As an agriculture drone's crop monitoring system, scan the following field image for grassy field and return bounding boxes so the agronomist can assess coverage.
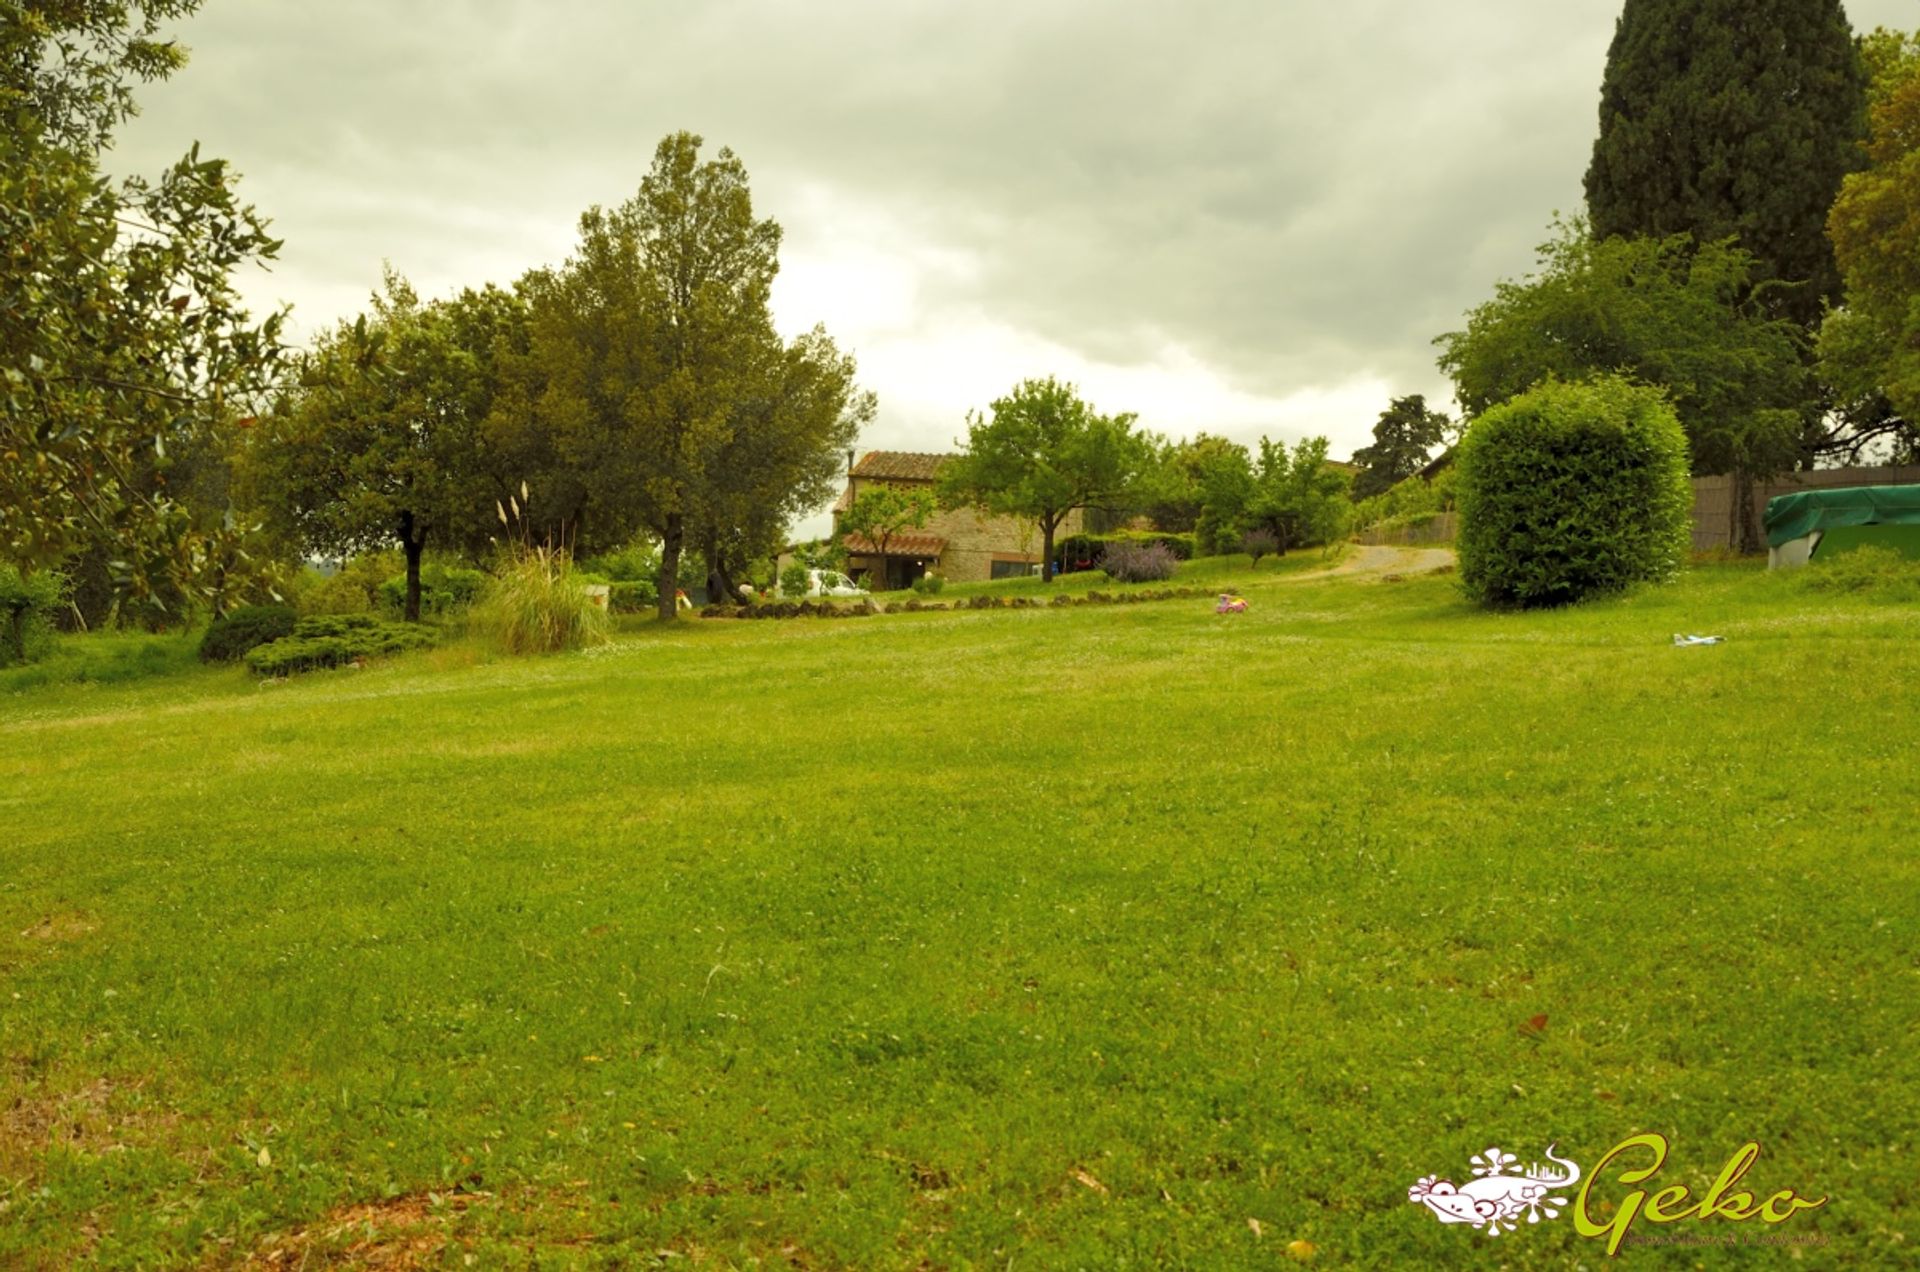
[2,554,1916,1268]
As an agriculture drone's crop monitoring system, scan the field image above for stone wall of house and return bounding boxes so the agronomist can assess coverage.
[838,472,1083,582]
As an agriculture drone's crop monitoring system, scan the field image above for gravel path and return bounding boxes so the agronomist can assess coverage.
[1292,543,1456,580]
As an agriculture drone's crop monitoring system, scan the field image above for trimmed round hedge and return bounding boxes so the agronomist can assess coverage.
[1455,377,1691,608]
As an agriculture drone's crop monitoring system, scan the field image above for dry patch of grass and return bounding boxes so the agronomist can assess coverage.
[250,1191,492,1269]
[16,911,98,944]
[0,1073,171,1180]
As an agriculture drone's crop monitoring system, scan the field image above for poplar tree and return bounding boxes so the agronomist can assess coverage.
[1584,0,1868,330]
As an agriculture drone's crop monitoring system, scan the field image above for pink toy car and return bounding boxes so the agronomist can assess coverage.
[1216,594,1248,614]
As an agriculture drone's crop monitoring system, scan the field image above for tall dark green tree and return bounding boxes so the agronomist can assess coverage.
[1584,0,1868,330]
[530,133,869,618]
[1349,396,1451,499]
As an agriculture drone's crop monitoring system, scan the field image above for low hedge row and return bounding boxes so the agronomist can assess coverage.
[244,613,437,677]
[1057,531,1198,567]
[700,586,1217,620]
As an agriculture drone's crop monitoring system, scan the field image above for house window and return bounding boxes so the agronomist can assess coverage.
[990,559,1035,580]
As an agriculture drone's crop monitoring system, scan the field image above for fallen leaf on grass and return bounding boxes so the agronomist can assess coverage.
[1071,1169,1108,1195]
[1286,1238,1317,1260]
[1247,1217,1264,1238]
[1519,1013,1549,1036]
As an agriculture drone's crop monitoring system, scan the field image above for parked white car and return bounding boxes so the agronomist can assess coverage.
[798,568,868,598]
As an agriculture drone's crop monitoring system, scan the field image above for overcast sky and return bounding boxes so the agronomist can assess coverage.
[108,0,1918,535]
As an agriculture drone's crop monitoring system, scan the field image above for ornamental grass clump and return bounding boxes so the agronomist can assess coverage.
[478,486,610,655]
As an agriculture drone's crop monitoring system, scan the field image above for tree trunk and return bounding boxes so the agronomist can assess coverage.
[1731,466,1758,556]
[657,512,684,620]
[872,533,890,590]
[703,534,740,605]
[1041,517,1057,583]
[4,607,25,665]
[398,509,425,622]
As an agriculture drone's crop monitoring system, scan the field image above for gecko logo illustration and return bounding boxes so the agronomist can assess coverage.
[1408,1144,1580,1237]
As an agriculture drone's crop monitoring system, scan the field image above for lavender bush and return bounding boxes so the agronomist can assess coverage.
[1100,541,1179,583]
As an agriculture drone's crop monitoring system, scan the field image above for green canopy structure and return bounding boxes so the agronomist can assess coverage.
[1764,485,1920,567]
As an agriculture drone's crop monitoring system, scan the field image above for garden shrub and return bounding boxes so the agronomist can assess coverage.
[911,573,946,595]
[1455,376,1690,608]
[607,579,659,613]
[578,540,660,583]
[1800,545,1920,602]
[378,564,486,617]
[299,553,402,615]
[0,566,66,666]
[1100,541,1180,583]
[1059,531,1197,571]
[243,614,436,676]
[198,604,297,663]
[1241,528,1280,565]
[1353,466,1457,532]
[779,562,810,597]
[475,548,611,654]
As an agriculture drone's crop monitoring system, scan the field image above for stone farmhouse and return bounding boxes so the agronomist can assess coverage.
[831,451,1085,588]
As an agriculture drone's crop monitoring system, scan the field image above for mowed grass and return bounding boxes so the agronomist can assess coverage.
[1,557,1916,1268]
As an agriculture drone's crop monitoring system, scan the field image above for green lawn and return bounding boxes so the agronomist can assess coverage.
[1,557,1915,1268]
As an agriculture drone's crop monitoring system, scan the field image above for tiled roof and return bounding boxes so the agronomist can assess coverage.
[850,451,949,482]
[841,532,947,558]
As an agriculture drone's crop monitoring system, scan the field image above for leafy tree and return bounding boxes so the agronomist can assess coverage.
[1240,528,1280,567]
[838,485,934,589]
[1134,433,1253,532]
[1350,395,1451,499]
[0,565,65,665]
[1819,27,1920,451]
[530,133,866,618]
[1584,0,1868,330]
[691,326,870,602]
[2,0,285,611]
[1243,436,1352,554]
[938,378,1149,583]
[1436,220,1809,550]
[252,275,518,621]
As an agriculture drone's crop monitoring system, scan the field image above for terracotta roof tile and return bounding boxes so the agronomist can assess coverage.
[841,532,947,558]
[850,451,949,482]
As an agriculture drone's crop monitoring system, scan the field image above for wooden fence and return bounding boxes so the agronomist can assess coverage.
[1690,465,1920,553]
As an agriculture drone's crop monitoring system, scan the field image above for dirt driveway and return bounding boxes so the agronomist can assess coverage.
[1291,543,1455,580]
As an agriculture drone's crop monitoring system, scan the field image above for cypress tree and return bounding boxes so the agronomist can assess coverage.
[1584,0,1868,329]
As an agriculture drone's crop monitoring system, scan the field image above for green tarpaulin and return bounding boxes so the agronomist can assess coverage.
[1764,485,1920,549]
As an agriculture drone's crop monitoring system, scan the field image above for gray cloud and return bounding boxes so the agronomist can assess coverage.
[109,0,1918,448]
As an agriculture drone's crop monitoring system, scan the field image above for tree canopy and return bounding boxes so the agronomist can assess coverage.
[1819,26,1920,454]
[1242,436,1351,553]
[1133,433,1253,535]
[938,378,1148,582]
[252,275,524,620]
[1436,221,1810,487]
[2,0,284,611]
[1349,395,1451,500]
[1584,0,1868,330]
[527,133,868,616]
